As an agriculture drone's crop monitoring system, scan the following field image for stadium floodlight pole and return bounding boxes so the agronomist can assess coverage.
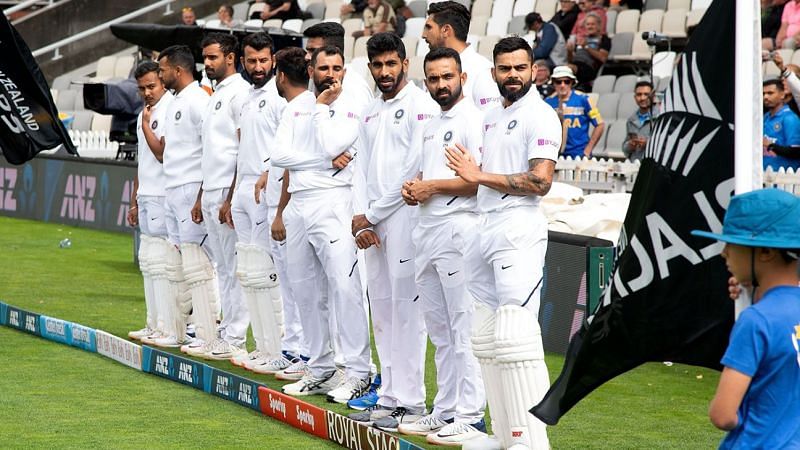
[733,0,762,319]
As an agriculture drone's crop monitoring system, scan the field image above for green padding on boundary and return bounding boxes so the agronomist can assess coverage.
[0,304,427,450]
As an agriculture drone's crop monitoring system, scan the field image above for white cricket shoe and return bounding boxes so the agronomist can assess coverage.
[251,355,292,374]
[180,339,208,356]
[140,331,165,345]
[203,339,245,361]
[231,350,261,367]
[282,369,343,396]
[398,414,452,436]
[461,434,502,450]
[427,421,488,446]
[128,327,155,341]
[372,407,427,432]
[326,376,370,404]
[151,334,191,348]
[275,358,307,381]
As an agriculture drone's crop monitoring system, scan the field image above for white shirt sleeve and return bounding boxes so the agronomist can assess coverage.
[527,106,562,161]
[270,108,332,171]
[313,103,359,158]
[352,122,370,216]
[470,69,502,111]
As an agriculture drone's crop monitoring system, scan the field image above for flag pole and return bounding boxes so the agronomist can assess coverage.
[733,0,762,318]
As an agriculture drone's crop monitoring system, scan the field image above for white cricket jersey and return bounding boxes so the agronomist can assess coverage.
[270,91,335,191]
[163,82,209,189]
[201,73,250,190]
[356,82,439,224]
[459,45,501,111]
[271,90,362,193]
[136,91,173,197]
[478,89,561,213]
[418,98,483,217]
[237,78,286,179]
[343,67,374,114]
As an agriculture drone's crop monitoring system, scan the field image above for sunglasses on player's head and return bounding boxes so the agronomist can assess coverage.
[553,78,573,85]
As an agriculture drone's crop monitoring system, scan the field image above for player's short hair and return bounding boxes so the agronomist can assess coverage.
[763,78,784,90]
[242,32,274,53]
[303,22,346,53]
[201,32,239,56]
[367,32,406,62]
[426,1,470,43]
[423,46,462,74]
[492,36,532,63]
[134,60,160,79]
[311,45,345,67]
[158,45,196,72]
[275,47,310,86]
[634,80,654,91]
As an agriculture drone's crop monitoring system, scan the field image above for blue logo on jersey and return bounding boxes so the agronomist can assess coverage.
[444,131,453,142]
[258,99,266,109]
[395,109,404,119]
[508,120,518,130]
[151,120,158,130]
[175,111,182,121]
[215,101,222,110]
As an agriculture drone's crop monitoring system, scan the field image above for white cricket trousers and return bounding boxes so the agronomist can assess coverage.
[365,206,427,410]
[164,182,206,245]
[203,187,247,346]
[413,213,485,423]
[283,187,370,378]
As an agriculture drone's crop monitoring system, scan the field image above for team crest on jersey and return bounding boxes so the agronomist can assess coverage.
[395,109,404,119]
[215,101,222,110]
[443,131,453,142]
[151,120,158,130]
[330,110,335,118]
[174,111,182,121]
[507,120,518,130]
[773,122,782,132]
[258,99,266,109]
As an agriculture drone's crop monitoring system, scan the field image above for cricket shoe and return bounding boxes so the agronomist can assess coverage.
[461,434,502,450]
[282,369,343,396]
[326,376,370,404]
[140,331,166,345]
[151,334,192,348]
[427,419,488,446]
[231,350,261,368]
[348,404,395,425]
[372,406,427,432]
[251,355,292,375]
[275,357,308,381]
[346,373,381,410]
[204,339,246,361]
[398,414,453,436]
[180,339,209,356]
[128,327,155,341]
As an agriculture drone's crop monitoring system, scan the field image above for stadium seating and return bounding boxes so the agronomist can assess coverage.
[597,92,620,122]
[472,0,493,17]
[592,75,617,94]
[408,0,427,17]
[615,10,640,35]
[301,18,322,31]
[668,0,691,10]
[491,0,514,22]
[486,16,509,36]
[508,15,527,35]
[534,0,558,21]
[661,9,687,38]
[342,18,363,36]
[638,9,664,33]
[645,0,668,10]
[617,94,638,119]
[686,8,706,29]
[606,9,617,37]
[263,18,283,28]
[404,17,426,38]
[469,15,489,35]
[306,2,326,19]
[283,18,304,32]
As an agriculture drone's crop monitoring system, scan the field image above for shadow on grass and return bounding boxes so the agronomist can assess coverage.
[99,259,139,274]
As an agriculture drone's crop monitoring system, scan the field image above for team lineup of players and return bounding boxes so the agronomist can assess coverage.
[126,8,562,449]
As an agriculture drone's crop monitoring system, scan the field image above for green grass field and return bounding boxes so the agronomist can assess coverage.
[0,216,726,448]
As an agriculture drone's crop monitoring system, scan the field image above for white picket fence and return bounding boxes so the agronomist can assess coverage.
[556,157,800,194]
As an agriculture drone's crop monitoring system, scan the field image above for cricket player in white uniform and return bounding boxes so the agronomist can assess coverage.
[349,33,439,431]
[155,45,213,348]
[421,1,501,111]
[128,61,174,343]
[229,32,306,375]
[446,37,561,450]
[397,47,488,445]
[270,47,371,399]
[181,33,251,360]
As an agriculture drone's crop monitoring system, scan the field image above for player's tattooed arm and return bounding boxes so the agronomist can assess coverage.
[504,158,554,195]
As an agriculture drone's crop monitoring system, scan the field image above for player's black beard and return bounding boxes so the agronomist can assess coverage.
[433,84,462,110]
[376,70,406,95]
[249,71,273,89]
[314,77,335,93]
[498,79,533,104]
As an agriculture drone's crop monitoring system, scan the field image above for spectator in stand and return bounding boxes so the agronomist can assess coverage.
[552,0,579,39]
[534,59,554,98]
[545,66,604,158]
[763,79,800,170]
[217,4,243,28]
[526,12,567,69]
[566,13,609,90]
[763,0,788,50]
[772,51,800,116]
[181,6,197,25]
[342,0,410,20]
[777,0,800,49]
[258,0,306,21]
[352,0,396,37]
[622,80,658,162]
[570,0,607,41]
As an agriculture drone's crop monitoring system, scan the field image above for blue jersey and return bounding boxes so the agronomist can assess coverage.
[763,105,800,170]
[719,285,800,450]
[545,91,602,158]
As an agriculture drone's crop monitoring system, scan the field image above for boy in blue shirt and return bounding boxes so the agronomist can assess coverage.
[692,189,800,449]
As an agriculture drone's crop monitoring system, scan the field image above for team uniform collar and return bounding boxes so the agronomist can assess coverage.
[504,88,537,111]
[383,81,413,104]
[441,97,469,118]
[213,72,243,91]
